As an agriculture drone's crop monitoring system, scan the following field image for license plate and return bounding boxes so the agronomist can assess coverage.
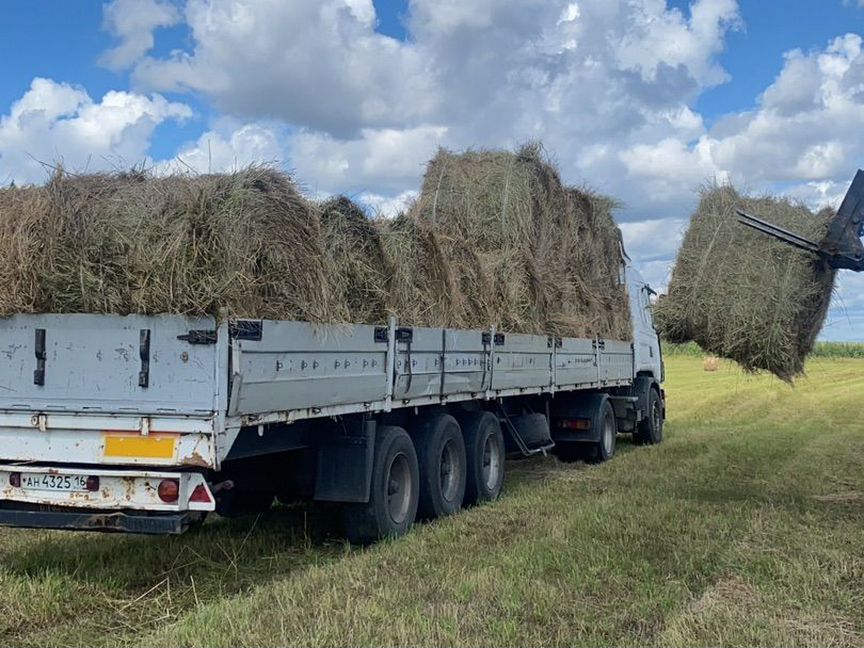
[19,473,88,492]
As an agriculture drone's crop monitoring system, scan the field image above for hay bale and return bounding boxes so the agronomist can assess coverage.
[654,184,836,381]
[703,356,720,372]
[0,167,337,321]
[318,196,391,323]
[385,145,631,338]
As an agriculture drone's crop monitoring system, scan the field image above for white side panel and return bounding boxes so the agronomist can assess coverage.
[393,327,488,403]
[0,314,221,414]
[556,337,598,387]
[491,332,553,392]
[228,321,389,416]
[599,339,634,383]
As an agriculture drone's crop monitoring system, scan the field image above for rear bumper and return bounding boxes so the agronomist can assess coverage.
[0,504,203,534]
[0,465,215,513]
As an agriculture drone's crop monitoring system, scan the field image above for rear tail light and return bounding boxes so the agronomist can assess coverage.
[9,473,20,488]
[85,476,100,492]
[189,484,212,504]
[157,478,179,503]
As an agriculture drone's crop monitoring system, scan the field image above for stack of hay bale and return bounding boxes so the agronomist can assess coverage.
[654,184,836,381]
[385,145,630,339]
[0,145,632,341]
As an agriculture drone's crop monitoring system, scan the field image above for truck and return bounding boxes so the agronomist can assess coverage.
[0,261,664,544]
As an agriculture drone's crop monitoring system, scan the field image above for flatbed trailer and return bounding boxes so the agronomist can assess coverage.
[0,265,664,543]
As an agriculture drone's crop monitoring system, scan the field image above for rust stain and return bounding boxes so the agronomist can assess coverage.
[182,449,211,468]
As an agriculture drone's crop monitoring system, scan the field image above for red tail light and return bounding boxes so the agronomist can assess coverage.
[157,479,179,503]
[9,473,20,488]
[189,484,212,503]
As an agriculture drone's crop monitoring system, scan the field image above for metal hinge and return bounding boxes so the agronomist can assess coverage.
[177,329,218,345]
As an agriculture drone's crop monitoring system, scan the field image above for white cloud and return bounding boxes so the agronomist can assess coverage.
[356,190,418,217]
[290,125,448,194]
[132,0,436,137]
[99,0,182,71]
[626,33,864,194]
[0,78,191,184]
[158,122,287,174]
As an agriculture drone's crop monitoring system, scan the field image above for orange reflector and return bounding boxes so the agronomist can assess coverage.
[103,433,177,459]
[559,418,592,431]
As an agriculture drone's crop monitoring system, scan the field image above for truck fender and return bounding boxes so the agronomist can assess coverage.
[550,392,611,444]
[632,374,661,422]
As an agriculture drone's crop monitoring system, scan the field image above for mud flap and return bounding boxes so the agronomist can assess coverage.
[314,420,376,503]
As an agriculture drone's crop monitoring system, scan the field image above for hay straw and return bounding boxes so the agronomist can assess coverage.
[0,150,633,342]
[0,166,334,320]
[654,184,836,381]
[382,145,631,339]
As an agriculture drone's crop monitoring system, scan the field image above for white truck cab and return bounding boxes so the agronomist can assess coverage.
[626,262,664,382]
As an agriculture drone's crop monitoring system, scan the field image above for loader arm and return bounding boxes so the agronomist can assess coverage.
[737,169,864,273]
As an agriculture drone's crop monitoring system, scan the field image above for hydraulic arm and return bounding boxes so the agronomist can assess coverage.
[737,169,864,273]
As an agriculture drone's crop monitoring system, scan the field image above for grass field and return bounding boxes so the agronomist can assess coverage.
[2,356,863,647]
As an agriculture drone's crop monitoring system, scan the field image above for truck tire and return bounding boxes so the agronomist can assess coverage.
[414,414,466,519]
[587,397,617,464]
[458,411,505,506]
[343,426,419,545]
[634,386,663,445]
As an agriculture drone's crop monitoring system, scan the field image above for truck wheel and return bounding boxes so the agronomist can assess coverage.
[459,411,505,506]
[343,426,419,545]
[587,397,617,464]
[414,414,466,519]
[634,387,663,445]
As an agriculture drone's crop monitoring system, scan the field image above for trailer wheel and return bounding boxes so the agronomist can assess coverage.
[459,411,505,506]
[634,386,663,445]
[414,414,467,519]
[343,426,419,545]
[587,397,617,464]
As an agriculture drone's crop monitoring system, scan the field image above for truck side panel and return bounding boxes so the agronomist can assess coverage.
[0,313,222,415]
[393,327,488,402]
[227,320,390,417]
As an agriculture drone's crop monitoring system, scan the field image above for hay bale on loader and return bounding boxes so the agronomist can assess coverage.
[654,184,836,381]
[384,145,631,339]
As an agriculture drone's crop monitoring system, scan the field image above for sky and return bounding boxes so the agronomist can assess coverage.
[0,0,862,340]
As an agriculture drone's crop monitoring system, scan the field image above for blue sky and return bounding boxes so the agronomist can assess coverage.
[0,0,862,340]
[2,1,861,133]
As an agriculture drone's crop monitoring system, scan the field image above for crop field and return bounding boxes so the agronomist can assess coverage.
[2,355,863,647]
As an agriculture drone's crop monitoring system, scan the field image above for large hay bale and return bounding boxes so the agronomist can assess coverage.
[385,145,631,338]
[0,167,337,321]
[318,196,391,323]
[654,184,836,381]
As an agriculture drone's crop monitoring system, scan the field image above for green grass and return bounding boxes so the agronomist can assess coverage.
[2,357,863,647]
[665,340,864,358]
